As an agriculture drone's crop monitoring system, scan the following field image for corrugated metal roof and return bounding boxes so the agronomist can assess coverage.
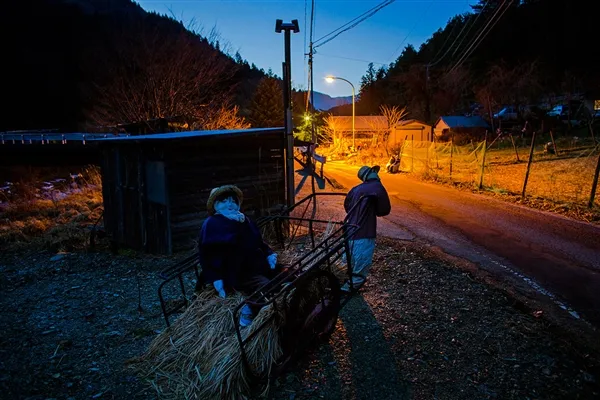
[93,127,284,142]
[436,116,489,129]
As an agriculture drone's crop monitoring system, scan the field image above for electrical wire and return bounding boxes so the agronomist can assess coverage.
[388,0,434,63]
[313,0,395,49]
[446,0,512,75]
[448,0,489,59]
[428,0,487,67]
[317,52,387,65]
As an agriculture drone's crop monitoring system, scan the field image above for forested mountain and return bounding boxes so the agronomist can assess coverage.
[1,0,267,132]
[353,0,598,123]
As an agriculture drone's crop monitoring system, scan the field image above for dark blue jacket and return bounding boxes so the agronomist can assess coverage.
[198,214,273,288]
[344,178,391,240]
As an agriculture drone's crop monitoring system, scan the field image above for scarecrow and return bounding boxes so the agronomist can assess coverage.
[198,185,281,327]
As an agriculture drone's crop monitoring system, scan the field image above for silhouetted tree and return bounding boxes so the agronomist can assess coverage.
[248,77,284,127]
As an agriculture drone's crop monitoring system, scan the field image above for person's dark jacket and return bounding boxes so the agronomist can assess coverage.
[344,178,391,240]
[198,214,273,288]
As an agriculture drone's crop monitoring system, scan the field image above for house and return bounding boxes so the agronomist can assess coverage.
[390,119,433,146]
[97,128,285,255]
[434,116,490,141]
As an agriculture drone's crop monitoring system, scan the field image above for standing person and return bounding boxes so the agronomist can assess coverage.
[197,185,280,327]
[342,165,391,292]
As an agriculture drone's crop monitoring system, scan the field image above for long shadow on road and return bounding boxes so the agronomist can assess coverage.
[334,295,410,400]
[271,294,409,400]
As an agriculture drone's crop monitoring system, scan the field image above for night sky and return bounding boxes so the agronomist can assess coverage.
[137,0,472,97]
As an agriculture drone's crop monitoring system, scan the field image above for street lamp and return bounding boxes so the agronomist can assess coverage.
[325,75,356,150]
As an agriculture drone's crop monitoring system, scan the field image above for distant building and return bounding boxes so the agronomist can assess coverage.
[434,116,490,141]
[390,120,433,146]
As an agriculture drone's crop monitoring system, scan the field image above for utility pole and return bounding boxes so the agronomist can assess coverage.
[276,19,300,209]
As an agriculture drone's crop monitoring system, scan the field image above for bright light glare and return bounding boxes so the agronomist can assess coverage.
[325,76,335,83]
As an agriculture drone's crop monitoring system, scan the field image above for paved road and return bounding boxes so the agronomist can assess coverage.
[324,161,600,326]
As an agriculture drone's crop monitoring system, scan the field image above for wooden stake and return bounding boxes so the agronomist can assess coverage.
[522,130,537,199]
[589,145,600,209]
[549,129,558,156]
[411,134,414,172]
[450,131,454,178]
[479,131,488,189]
[509,133,520,162]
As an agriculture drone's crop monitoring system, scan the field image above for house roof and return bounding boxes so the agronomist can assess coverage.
[396,119,431,128]
[435,116,489,129]
[93,127,283,142]
[329,116,388,131]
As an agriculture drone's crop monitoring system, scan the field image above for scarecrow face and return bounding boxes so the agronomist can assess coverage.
[214,195,240,214]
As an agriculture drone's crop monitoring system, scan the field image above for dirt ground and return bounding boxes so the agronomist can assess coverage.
[1,237,599,400]
[1,166,599,399]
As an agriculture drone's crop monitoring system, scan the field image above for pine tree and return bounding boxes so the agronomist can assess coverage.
[248,77,284,127]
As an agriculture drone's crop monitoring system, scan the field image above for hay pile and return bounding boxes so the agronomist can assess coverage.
[136,223,348,399]
[136,290,283,399]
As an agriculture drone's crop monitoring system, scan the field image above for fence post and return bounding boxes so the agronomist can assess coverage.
[479,131,488,189]
[589,147,600,208]
[450,131,454,178]
[411,134,414,173]
[426,140,430,173]
[509,133,520,162]
[522,130,537,199]
[549,129,558,156]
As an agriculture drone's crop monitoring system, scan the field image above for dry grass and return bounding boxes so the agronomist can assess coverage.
[0,166,103,252]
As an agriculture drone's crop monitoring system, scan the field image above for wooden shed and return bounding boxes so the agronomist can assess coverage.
[390,120,433,146]
[97,128,285,255]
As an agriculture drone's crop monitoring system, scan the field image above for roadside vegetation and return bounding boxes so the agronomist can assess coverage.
[0,166,103,252]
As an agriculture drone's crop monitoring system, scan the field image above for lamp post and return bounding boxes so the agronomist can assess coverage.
[276,19,300,208]
[326,75,356,150]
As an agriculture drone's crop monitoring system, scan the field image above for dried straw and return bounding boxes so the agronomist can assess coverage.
[134,290,284,400]
[135,220,347,399]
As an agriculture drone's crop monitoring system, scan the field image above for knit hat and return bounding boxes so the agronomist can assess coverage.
[207,185,243,215]
[357,165,380,182]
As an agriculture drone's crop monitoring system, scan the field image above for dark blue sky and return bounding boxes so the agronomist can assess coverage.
[137,1,472,97]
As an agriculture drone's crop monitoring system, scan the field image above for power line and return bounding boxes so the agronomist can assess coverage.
[428,0,487,67]
[446,0,512,75]
[313,0,395,49]
[426,12,461,65]
[388,0,435,63]
[318,52,387,66]
[448,0,489,60]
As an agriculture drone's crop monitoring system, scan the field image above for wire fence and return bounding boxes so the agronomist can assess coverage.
[390,135,600,207]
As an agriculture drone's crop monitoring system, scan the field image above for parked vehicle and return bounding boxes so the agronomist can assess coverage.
[547,100,589,123]
[493,106,519,121]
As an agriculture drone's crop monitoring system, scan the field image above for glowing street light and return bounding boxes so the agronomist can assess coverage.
[325,75,355,150]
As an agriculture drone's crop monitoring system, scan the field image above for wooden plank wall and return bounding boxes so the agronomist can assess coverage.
[165,131,285,252]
